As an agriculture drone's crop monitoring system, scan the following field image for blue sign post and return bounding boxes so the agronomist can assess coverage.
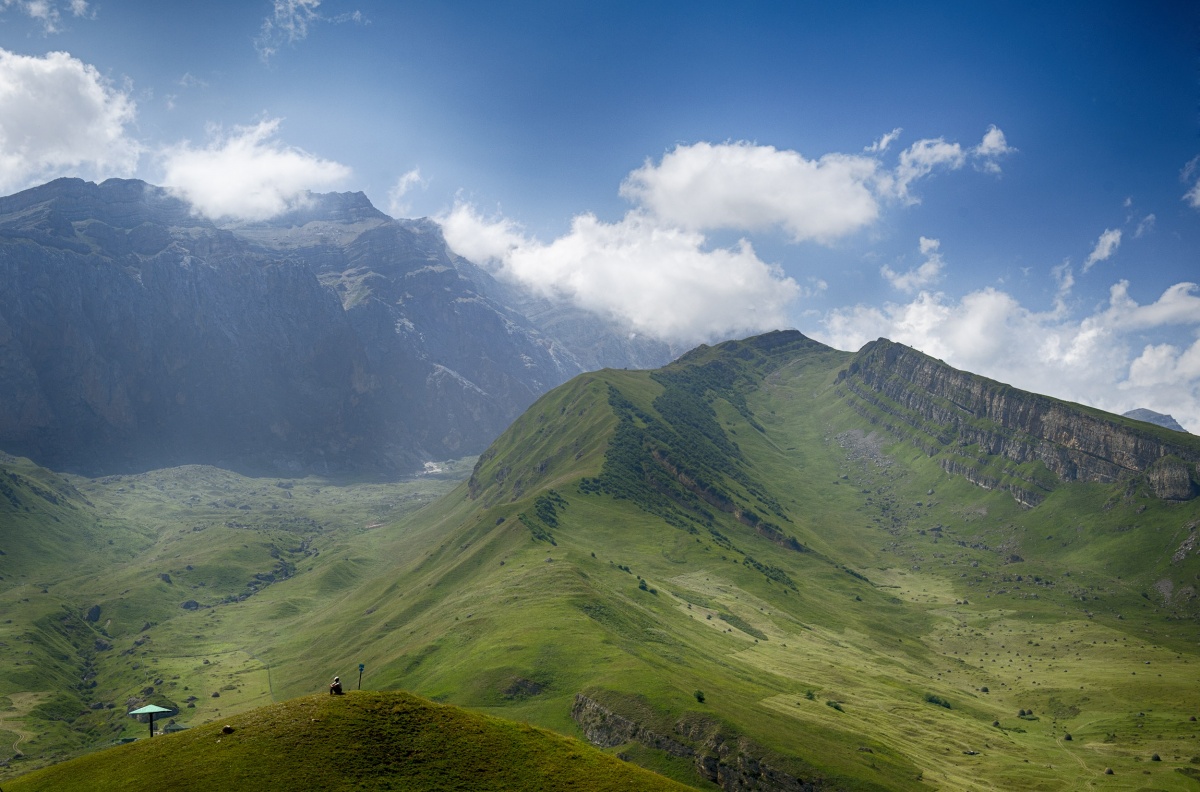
[358,663,365,690]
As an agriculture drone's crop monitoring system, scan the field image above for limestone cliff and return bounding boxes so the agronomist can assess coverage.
[837,339,1200,502]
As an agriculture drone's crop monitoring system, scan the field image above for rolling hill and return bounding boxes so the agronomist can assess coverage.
[3,330,1199,790]
[4,690,693,792]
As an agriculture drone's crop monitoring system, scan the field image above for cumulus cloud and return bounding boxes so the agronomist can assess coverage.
[386,168,426,218]
[255,0,367,61]
[160,117,350,221]
[818,280,1200,432]
[0,48,139,194]
[441,127,1011,346]
[441,202,799,345]
[881,236,945,293]
[1082,228,1121,272]
[619,142,882,243]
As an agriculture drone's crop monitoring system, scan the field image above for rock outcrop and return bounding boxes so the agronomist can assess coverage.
[837,339,1200,501]
[572,694,826,791]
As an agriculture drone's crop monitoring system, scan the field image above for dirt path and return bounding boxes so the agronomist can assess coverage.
[0,692,48,757]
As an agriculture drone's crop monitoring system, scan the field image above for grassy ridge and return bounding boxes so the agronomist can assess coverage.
[5,690,694,791]
[3,332,1200,790]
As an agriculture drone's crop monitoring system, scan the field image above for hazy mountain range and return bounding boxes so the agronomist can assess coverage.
[0,177,676,477]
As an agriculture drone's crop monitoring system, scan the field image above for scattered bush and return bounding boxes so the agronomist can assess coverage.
[924,693,951,709]
[694,690,705,703]
[826,700,844,712]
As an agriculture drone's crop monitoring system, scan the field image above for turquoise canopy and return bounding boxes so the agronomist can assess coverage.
[128,704,175,738]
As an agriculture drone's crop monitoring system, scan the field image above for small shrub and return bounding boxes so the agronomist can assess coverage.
[826,700,844,712]
[1064,733,1072,741]
[694,690,705,703]
[924,693,951,709]
[804,690,816,701]
[1151,753,1161,762]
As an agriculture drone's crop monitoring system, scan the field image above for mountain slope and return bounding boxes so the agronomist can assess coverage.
[3,331,1199,790]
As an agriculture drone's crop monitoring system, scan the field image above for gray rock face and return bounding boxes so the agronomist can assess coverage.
[837,339,1200,501]
[1123,408,1188,433]
[0,178,627,476]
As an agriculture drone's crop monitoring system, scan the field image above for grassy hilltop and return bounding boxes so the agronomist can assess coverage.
[5,690,692,792]
[3,331,1200,790]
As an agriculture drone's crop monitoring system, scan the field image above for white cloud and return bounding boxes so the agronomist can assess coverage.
[1082,228,1121,273]
[0,48,139,194]
[386,168,426,218]
[441,202,799,345]
[255,0,322,60]
[441,128,1012,346]
[817,280,1200,432]
[881,236,945,293]
[891,138,966,200]
[619,141,883,244]
[160,117,350,221]
[865,127,902,153]
[254,0,367,61]
[1183,155,1200,210]
[0,0,91,33]
[1133,213,1155,238]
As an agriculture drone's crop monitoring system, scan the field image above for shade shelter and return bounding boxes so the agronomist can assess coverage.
[128,704,174,738]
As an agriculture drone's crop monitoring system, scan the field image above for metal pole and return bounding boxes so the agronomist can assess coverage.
[358,663,364,690]
[148,713,154,738]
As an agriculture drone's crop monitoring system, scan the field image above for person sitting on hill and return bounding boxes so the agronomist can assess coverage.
[329,676,343,695]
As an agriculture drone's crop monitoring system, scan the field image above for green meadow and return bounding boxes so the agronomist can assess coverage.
[2,333,1198,790]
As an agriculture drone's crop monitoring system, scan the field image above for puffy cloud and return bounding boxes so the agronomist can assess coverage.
[616,128,1012,243]
[881,236,945,293]
[1082,228,1122,272]
[973,124,1015,174]
[442,128,1011,346]
[386,168,426,218]
[0,48,139,194]
[441,202,800,345]
[619,141,882,243]
[818,280,1200,432]
[160,117,350,221]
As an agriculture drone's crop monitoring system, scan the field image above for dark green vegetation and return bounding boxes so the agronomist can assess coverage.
[5,690,692,791]
[3,330,1200,790]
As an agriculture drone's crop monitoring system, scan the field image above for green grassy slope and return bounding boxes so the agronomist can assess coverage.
[0,457,468,773]
[5,690,694,791]
[4,331,1200,791]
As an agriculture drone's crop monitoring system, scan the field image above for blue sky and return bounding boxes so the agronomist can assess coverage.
[1,1,1199,429]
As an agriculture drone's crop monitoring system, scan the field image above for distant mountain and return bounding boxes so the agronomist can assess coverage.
[0,178,673,476]
[1123,408,1188,433]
